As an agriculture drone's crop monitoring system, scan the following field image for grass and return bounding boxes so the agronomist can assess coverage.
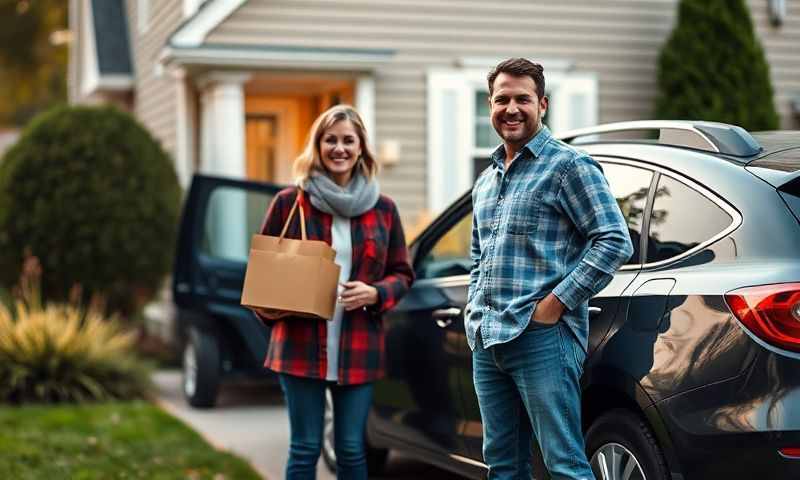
[0,401,262,480]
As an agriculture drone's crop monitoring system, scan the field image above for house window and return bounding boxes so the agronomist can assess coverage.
[474,91,501,151]
[472,90,552,180]
[427,67,597,215]
[138,0,150,33]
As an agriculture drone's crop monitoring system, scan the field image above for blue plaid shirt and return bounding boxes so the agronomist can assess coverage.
[466,126,633,351]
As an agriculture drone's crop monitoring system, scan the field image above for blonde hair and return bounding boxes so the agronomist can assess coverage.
[293,104,378,185]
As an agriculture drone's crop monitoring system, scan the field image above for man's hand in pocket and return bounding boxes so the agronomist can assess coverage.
[532,293,565,325]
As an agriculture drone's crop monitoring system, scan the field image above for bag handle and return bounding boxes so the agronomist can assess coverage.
[278,188,307,241]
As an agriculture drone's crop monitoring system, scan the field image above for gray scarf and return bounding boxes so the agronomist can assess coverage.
[302,171,380,218]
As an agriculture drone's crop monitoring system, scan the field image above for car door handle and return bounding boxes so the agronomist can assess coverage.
[432,307,462,328]
[589,306,602,316]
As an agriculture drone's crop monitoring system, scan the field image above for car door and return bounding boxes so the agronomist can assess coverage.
[372,195,476,465]
[173,174,283,372]
[631,171,750,402]
[584,160,656,354]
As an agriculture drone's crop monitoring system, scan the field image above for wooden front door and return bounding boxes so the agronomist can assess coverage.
[245,80,355,184]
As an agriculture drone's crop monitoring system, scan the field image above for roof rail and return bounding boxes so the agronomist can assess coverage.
[557,120,762,157]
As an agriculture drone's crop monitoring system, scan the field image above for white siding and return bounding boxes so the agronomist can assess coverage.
[126,0,184,157]
[750,0,800,129]
[204,0,800,221]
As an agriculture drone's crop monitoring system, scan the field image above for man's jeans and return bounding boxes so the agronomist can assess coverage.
[279,374,373,480]
[473,322,594,480]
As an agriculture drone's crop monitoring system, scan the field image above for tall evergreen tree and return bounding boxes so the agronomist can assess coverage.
[655,0,780,131]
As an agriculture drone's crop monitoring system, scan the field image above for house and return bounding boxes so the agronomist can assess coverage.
[69,0,800,232]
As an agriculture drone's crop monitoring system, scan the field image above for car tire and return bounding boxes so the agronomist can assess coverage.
[321,389,389,474]
[182,327,221,408]
[585,409,669,480]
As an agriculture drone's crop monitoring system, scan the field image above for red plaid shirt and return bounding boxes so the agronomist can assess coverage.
[257,187,414,385]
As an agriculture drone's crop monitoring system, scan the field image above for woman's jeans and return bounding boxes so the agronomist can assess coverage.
[279,373,374,480]
[472,322,594,480]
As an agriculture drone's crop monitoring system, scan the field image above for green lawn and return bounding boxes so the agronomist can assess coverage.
[0,401,262,480]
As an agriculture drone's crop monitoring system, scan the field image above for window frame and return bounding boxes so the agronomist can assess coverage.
[597,159,656,269]
[412,193,473,282]
[597,156,742,270]
[414,156,741,284]
[137,0,150,34]
[427,67,597,216]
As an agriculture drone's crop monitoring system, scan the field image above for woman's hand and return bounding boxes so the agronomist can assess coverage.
[339,281,379,311]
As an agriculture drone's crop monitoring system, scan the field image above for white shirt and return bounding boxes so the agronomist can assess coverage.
[327,214,352,381]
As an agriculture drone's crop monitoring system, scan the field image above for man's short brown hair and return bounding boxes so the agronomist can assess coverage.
[487,58,545,99]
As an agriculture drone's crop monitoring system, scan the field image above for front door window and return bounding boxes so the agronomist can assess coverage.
[245,114,279,182]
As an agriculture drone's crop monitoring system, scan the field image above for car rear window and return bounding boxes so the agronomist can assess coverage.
[778,175,800,224]
[646,175,733,264]
[748,146,800,174]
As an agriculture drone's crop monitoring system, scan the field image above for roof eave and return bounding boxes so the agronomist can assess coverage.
[160,45,395,72]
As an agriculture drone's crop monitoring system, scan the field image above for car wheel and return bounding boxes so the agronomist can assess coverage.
[182,327,221,408]
[321,389,389,474]
[585,409,669,480]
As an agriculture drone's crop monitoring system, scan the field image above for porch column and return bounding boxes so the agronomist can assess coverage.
[171,67,195,190]
[196,72,251,260]
[197,72,250,178]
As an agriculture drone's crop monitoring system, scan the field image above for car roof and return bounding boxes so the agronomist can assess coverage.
[747,131,800,176]
[751,131,800,157]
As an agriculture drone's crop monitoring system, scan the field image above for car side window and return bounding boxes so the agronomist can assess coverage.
[601,162,653,265]
[646,175,732,264]
[416,211,473,279]
[201,186,274,262]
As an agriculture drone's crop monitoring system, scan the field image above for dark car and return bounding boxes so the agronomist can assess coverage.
[361,121,800,480]
[173,120,800,480]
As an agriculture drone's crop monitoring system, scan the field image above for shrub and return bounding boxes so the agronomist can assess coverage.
[0,258,151,403]
[0,105,181,316]
[655,0,780,131]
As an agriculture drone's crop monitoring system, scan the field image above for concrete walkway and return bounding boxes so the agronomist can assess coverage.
[152,370,464,480]
[152,370,331,480]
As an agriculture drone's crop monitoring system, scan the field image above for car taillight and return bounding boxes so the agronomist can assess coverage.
[725,283,800,353]
[779,447,800,459]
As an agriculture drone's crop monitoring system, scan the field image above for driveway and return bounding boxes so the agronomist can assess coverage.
[152,370,467,480]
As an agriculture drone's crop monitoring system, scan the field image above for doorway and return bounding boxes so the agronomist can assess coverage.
[245,75,355,185]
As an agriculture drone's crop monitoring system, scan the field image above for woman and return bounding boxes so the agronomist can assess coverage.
[255,105,414,480]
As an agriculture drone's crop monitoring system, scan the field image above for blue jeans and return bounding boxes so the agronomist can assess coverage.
[279,374,374,480]
[473,322,594,480]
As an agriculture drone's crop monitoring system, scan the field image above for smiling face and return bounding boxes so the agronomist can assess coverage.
[319,119,362,186]
[489,72,548,151]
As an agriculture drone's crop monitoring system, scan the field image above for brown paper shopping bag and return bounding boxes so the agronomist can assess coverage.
[241,190,340,320]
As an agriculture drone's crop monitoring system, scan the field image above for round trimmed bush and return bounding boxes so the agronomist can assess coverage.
[0,105,181,316]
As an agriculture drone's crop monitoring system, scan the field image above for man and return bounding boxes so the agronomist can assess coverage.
[465,58,633,479]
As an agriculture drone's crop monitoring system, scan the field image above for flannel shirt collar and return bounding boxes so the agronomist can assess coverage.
[490,125,553,172]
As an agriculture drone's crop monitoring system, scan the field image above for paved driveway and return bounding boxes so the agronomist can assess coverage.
[152,371,467,480]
